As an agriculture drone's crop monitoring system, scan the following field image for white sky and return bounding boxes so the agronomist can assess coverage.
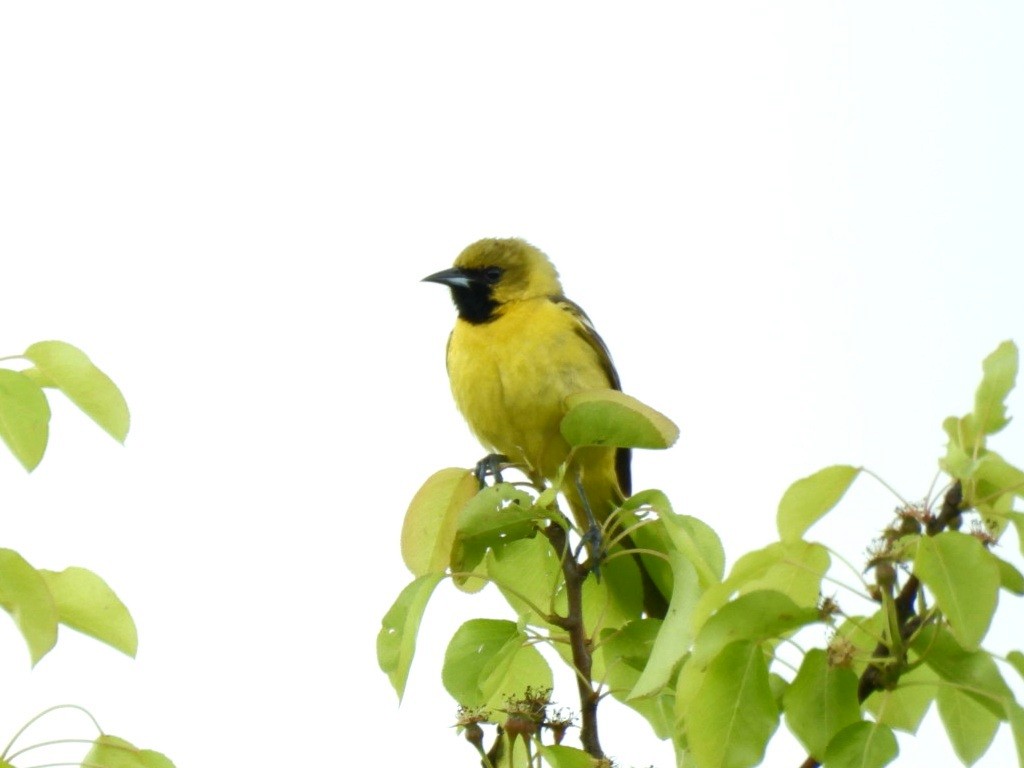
[1,2,1022,766]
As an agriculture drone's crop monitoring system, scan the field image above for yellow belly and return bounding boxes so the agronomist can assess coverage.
[446,298,612,482]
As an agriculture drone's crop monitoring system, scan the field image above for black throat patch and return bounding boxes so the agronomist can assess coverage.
[449,271,500,324]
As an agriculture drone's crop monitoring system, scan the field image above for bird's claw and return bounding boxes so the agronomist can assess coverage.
[575,523,606,581]
[474,453,509,488]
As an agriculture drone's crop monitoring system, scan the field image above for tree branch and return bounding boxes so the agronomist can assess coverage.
[543,522,604,759]
[798,481,963,768]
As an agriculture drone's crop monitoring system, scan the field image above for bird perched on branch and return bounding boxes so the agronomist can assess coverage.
[423,237,668,618]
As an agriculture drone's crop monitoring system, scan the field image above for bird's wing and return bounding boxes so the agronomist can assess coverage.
[552,295,632,496]
[553,296,621,390]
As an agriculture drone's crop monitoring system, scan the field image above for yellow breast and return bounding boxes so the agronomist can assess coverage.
[446,298,612,481]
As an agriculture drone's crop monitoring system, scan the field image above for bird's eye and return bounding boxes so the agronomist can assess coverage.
[483,267,503,284]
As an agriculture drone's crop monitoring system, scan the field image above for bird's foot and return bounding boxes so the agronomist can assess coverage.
[575,523,606,581]
[474,453,509,488]
[573,473,605,580]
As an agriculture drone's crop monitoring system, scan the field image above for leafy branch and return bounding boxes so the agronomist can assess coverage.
[0,340,174,768]
[381,340,1024,768]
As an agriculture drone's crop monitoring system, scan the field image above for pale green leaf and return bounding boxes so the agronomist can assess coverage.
[941,416,977,480]
[625,489,724,588]
[768,672,789,708]
[972,340,1017,436]
[561,389,678,449]
[630,552,700,698]
[914,532,999,651]
[864,663,937,733]
[1008,703,1024,766]
[0,548,58,665]
[685,640,779,768]
[777,465,860,542]
[24,340,130,442]
[487,536,561,626]
[377,573,444,700]
[480,640,551,711]
[996,557,1024,595]
[442,619,552,709]
[937,684,1000,766]
[39,567,137,657]
[0,369,50,471]
[401,468,478,576]
[600,620,675,739]
[975,452,1024,502]
[1007,650,1024,682]
[1010,512,1024,556]
[783,649,861,760]
[574,545,642,631]
[692,541,829,632]
[456,484,538,538]
[823,721,898,768]
[82,734,175,768]
[453,483,539,589]
[911,625,1013,719]
[538,744,598,768]
[691,590,819,670]
[735,541,829,606]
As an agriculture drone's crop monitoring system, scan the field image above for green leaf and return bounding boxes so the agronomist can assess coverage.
[0,548,58,665]
[1010,512,1024,556]
[452,483,539,588]
[630,552,701,698]
[768,672,789,708]
[685,640,779,768]
[487,536,561,626]
[1007,650,1024,681]
[996,556,1024,595]
[561,389,678,449]
[911,624,1013,719]
[936,683,1000,766]
[691,590,820,670]
[975,452,1024,502]
[941,416,978,480]
[538,744,599,768]
[442,619,552,709]
[23,340,131,443]
[783,649,861,760]
[864,663,937,734]
[82,734,175,768]
[39,567,137,657]
[401,468,478,576]
[574,544,642,631]
[823,720,898,768]
[625,489,724,588]
[1009,703,1024,766]
[456,484,538,539]
[972,340,1017,437]
[377,573,444,700]
[692,541,829,631]
[777,465,860,542]
[600,619,675,739]
[0,369,50,471]
[734,541,829,607]
[914,532,1000,651]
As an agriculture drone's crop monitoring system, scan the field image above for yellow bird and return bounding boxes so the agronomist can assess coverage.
[424,237,667,618]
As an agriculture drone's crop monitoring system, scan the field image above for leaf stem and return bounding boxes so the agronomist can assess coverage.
[2,705,102,760]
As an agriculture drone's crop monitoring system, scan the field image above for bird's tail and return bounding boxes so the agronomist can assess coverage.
[564,453,670,619]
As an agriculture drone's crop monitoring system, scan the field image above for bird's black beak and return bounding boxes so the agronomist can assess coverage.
[422,267,473,289]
